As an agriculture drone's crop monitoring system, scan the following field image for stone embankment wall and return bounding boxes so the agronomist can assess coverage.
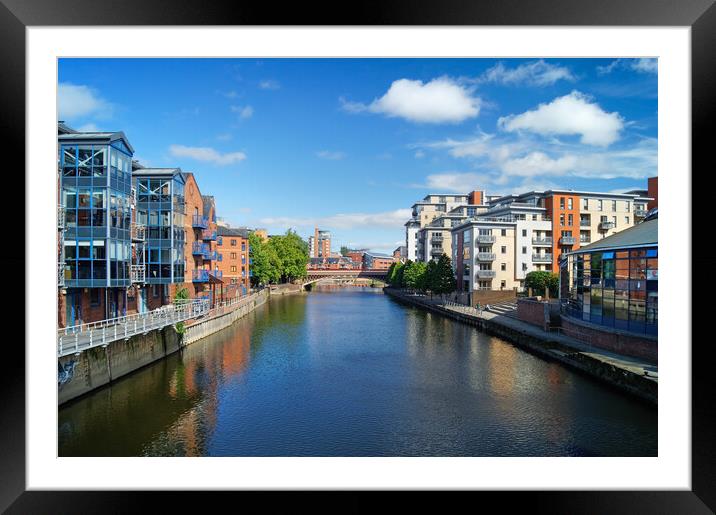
[560,316,657,364]
[516,298,551,331]
[269,283,303,295]
[384,288,656,405]
[58,289,269,406]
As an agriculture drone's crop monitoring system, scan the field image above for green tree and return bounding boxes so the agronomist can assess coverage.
[174,287,190,334]
[249,232,282,286]
[340,246,350,256]
[269,229,309,283]
[403,261,427,291]
[425,259,438,297]
[525,270,559,297]
[431,254,457,297]
[394,260,408,288]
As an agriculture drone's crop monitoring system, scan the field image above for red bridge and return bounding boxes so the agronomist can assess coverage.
[305,268,389,283]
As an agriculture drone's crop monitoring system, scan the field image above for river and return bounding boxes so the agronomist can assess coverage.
[58,287,657,457]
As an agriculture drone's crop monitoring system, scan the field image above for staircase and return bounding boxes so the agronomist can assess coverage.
[487,300,518,318]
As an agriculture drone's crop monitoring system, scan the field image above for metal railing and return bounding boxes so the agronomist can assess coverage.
[580,220,590,227]
[58,262,66,287]
[532,237,552,245]
[130,264,146,283]
[475,270,497,278]
[476,235,496,243]
[192,269,210,282]
[210,269,223,280]
[57,298,210,357]
[634,209,647,217]
[476,253,496,261]
[532,254,552,262]
[559,236,576,245]
[58,206,65,229]
[131,222,146,241]
[192,214,209,228]
[599,221,615,230]
[192,242,210,256]
[201,229,217,241]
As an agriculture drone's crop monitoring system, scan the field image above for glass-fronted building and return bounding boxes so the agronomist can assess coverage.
[132,168,187,289]
[58,126,135,325]
[561,215,657,336]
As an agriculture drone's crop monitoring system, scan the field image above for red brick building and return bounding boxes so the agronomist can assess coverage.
[216,227,251,297]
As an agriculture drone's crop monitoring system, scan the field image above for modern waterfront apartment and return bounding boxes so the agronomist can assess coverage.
[58,122,252,327]
[58,123,137,327]
[308,227,332,258]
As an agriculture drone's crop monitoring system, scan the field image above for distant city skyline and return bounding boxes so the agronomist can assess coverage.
[58,58,657,254]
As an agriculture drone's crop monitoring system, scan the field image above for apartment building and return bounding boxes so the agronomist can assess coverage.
[58,125,137,327]
[308,227,331,258]
[362,252,396,270]
[487,189,653,272]
[216,226,251,297]
[405,191,485,261]
[131,167,187,311]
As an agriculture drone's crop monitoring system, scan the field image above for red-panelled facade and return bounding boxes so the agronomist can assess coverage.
[545,193,581,272]
[216,227,251,297]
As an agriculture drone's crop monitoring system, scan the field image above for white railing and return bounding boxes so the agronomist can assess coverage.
[58,262,66,287]
[57,298,210,357]
[130,264,146,283]
[131,222,146,241]
[58,206,65,229]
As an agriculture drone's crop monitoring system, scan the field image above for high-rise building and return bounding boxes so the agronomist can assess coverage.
[309,227,331,258]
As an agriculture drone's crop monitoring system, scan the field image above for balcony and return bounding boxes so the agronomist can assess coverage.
[201,229,217,241]
[560,236,576,245]
[192,269,210,282]
[634,209,647,217]
[131,222,146,241]
[476,235,496,243]
[130,264,146,284]
[532,254,552,263]
[209,269,223,280]
[192,242,210,256]
[130,187,137,208]
[475,270,496,278]
[476,252,496,261]
[205,250,219,261]
[580,219,591,227]
[430,236,444,243]
[531,237,552,245]
[599,221,615,230]
[580,237,591,244]
[430,248,444,256]
[217,236,223,245]
[192,214,209,229]
[58,206,65,229]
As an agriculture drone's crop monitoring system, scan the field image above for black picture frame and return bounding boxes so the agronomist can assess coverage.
[3,0,713,512]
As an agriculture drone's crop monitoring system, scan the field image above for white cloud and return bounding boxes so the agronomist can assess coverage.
[260,209,412,230]
[414,150,425,159]
[58,82,113,120]
[221,90,239,99]
[216,133,232,141]
[259,79,281,90]
[501,152,578,177]
[597,58,658,75]
[341,77,481,124]
[231,105,253,119]
[419,172,498,193]
[498,91,624,146]
[316,150,346,160]
[169,145,247,166]
[76,122,101,132]
[481,60,575,86]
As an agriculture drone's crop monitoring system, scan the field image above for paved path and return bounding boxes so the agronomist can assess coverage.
[401,293,657,381]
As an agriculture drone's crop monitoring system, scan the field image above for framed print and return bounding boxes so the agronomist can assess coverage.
[3,0,715,512]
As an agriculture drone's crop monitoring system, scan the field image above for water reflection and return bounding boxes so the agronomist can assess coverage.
[59,288,657,457]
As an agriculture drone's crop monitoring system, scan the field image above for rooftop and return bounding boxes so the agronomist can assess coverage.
[570,216,658,254]
[217,226,250,238]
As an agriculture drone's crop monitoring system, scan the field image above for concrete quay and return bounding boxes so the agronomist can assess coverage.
[384,288,657,406]
[58,289,269,405]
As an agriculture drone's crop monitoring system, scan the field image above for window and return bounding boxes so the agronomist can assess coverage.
[568,214,573,226]
[560,214,565,226]
[501,246,507,254]
[612,200,617,211]
[522,263,528,271]
[501,280,506,289]
[626,202,630,212]
[582,198,589,210]
[522,246,527,254]
[501,263,506,271]
[152,284,160,298]
[90,289,101,306]
[231,266,237,272]
[560,198,565,209]
[597,200,603,211]
[522,229,527,237]
[625,216,630,225]
[567,198,573,210]
[231,239,237,246]
[231,252,237,259]
[501,229,507,236]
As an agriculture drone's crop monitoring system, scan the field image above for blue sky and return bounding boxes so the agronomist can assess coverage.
[58,58,657,254]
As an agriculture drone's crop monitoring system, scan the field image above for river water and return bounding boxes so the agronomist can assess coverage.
[58,287,657,457]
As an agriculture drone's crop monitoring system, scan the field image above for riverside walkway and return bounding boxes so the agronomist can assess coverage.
[57,298,210,357]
